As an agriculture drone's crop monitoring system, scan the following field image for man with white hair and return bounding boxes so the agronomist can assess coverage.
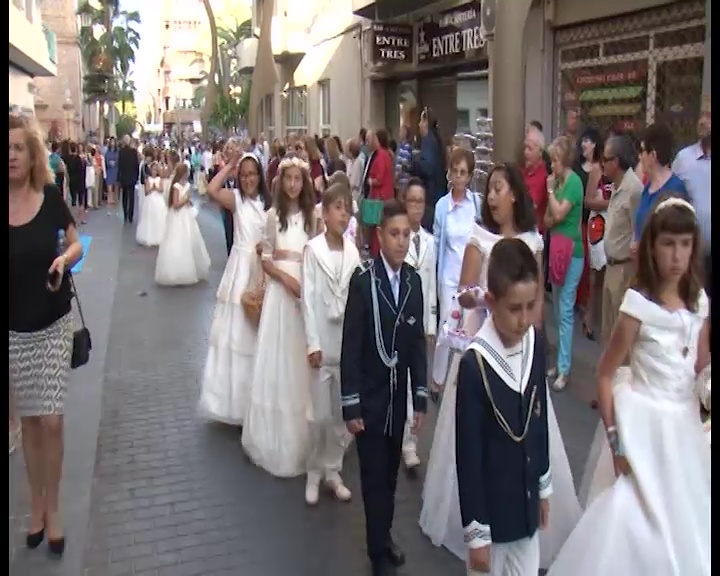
[522,126,549,235]
[118,135,141,223]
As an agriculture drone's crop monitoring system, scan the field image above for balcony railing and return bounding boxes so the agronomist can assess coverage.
[43,26,57,64]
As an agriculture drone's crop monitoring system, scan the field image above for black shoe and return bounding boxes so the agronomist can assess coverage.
[371,558,395,576]
[26,528,45,549]
[385,538,405,567]
[48,537,65,557]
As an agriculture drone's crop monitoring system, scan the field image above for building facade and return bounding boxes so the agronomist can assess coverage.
[524,0,709,152]
[9,0,57,116]
[145,0,212,135]
[248,0,710,154]
[248,0,367,143]
[32,0,83,141]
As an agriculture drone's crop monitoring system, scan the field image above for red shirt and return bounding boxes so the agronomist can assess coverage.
[522,161,549,233]
[368,148,394,202]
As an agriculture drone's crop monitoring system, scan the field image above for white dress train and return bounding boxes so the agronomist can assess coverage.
[136,176,168,247]
[154,182,211,286]
[548,289,711,576]
[241,208,313,478]
[420,224,582,570]
[198,191,267,425]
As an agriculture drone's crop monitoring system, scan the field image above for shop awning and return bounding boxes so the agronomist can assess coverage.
[292,14,353,88]
[293,36,343,87]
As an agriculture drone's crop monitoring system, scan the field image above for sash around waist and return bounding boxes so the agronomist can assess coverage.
[272,249,303,263]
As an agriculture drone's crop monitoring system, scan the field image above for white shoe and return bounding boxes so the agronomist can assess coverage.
[552,373,569,391]
[305,473,321,506]
[325,474,352,502]
[403,449,421,470]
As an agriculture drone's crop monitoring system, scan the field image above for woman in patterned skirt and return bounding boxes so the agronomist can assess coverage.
[9,114,84,557]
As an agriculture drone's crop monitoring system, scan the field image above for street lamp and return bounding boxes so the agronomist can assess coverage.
[79,12,92,29]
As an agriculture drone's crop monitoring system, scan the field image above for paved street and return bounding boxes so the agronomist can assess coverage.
[10,198,600,576]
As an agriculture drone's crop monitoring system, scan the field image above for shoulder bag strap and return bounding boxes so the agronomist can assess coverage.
[68,273,87,329]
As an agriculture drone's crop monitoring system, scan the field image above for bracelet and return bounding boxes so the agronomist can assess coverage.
[606,427,624,457]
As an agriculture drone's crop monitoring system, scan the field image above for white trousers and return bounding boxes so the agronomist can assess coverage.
[307,364,349,478]
[439,283,458,329]
[467,533,539,576]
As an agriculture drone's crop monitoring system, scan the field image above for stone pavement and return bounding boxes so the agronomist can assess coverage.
[9,199,600,576]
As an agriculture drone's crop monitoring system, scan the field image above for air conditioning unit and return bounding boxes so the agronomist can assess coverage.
[481,0,496,40]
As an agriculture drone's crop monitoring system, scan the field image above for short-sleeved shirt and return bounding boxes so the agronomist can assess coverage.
[551,170,584,258]
[10,185,75,332]
[634,173,688,240]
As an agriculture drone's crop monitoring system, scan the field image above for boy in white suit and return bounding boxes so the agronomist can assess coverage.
[401,178,437,469]
[302,183,361,505]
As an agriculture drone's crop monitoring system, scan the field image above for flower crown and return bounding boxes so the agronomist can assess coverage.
[654,196,696,215]
[278,155,310,172]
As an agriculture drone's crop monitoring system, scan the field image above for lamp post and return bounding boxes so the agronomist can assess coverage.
[103,1,117,138]
[79,10,107,143]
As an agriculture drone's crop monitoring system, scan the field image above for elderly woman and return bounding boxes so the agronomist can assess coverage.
[544,136,585,392]
[9,114,84,556]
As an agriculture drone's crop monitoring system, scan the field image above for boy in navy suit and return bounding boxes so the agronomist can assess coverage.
[341,199,428,576]
[456,238,551,576]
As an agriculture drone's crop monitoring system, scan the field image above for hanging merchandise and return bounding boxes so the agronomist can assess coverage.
[472,115,494,196]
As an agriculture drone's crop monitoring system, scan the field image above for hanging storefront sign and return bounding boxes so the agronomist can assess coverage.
[417,2,486,65]
[372,23,414,63]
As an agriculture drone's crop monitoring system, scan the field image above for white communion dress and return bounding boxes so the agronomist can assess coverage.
[154,182,211,286]
[241,208,313,478]
[198,191,268,425]
[420,224,582,570]
[135,176,168,247]
[548,289,710,576]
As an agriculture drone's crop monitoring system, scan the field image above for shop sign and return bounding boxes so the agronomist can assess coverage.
[574,64,648,88]
[417,2,486,65]
[372,23,414,64]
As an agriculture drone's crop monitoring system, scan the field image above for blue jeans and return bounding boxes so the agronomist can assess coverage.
[552,256,584,375]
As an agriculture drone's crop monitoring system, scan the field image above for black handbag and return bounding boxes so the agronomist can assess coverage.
[69,273,92,369]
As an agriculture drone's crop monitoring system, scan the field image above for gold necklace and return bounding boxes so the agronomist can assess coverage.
[473,346,537,443]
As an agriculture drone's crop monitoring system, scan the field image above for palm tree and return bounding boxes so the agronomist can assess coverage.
[77,0,141,140]
[216,18,253,92]
[200,0,220,139]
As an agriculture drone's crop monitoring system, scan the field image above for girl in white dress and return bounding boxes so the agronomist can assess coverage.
[198,152,271,425]
[421,164,582,570]
[154,163,211,286]
[241,156,321,478]
[548,196,710,576]
[136,162,168,247]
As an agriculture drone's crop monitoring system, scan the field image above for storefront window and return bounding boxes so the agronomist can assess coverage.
[555,4,706,150]
[456,76,488,135]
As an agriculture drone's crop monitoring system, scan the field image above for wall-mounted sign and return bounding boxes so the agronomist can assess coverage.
[573,64,648,88]
[417,2,486,65]
[372,23,414,63]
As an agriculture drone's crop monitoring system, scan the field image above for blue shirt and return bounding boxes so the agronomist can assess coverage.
[634,173,688,240]
[672,143,711,253]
